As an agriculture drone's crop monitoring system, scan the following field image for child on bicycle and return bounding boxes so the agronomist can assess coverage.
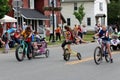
[61,25,74,53]
[94,25,113,63]
[61,25,87,52]
[21,26,33,58]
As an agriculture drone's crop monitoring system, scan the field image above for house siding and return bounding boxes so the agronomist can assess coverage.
[22,0,29,8]
[61,2,95,30]
[35,0,44,13]
[94,0,108,26]
[61,0,108,31]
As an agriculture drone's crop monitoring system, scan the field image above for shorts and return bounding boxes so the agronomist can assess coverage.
[102,40,110,45]
[61,40,73,48]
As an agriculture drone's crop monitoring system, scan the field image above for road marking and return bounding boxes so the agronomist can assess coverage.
[66,51,120,65]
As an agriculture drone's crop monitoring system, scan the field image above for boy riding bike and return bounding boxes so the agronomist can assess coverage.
[94,25,113,63]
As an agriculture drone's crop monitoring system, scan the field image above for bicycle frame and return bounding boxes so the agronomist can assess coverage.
[97,38,108,54]
[94,38,110,65]
[20,40,28,54]
[65,45,77,56]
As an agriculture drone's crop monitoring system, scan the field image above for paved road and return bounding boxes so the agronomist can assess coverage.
[0,43,120,80]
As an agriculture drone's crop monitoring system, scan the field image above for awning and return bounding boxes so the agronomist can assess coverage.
[0,15,17,22]
[13,8,49,20]
[95,14,106,17]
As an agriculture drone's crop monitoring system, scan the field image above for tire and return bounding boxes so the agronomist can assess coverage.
[105,51,110,63]
[27,48,33,60]
[118,44,120,49]
[15,45,24,61]
[27,53,32,60]
[112,46,117,50]
[45,49,49,58]
[63,49,70,61]
[77,53,81,60]
[94,46,102,65]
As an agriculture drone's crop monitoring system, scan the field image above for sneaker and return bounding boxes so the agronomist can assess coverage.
[110,58,113,63]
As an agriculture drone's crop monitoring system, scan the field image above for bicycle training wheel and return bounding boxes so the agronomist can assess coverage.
[94,46,102,65]
[77,53,81,60]
[15,45,24,61]
[63,49,70,61]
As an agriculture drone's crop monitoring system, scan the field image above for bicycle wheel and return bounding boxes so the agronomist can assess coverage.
[94,46,102,65]
[27,48,33,60]
[77,53,81,60]
[27,53,32,60]
[15,45,24,61]
[45,49,49,58]
[63,49,70,61]
[105,51,110,62]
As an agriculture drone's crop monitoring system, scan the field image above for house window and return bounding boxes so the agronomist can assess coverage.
[74,2,77,10]
[67,18,71,26]
[99,2,103,11]
[50,14,57,28]
[49,0,56,7]
[29,0,34,9]
[87,17,91,26]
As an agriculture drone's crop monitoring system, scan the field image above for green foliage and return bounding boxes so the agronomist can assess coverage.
[108,0,120,24]
[0,0,10,19]
[73,4,85,24]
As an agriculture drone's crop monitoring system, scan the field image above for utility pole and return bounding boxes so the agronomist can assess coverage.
[16,0,19,29]
[51,0,55,42]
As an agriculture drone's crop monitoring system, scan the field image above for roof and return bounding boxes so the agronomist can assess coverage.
[95,14,106,17]
[13,8,49,20]
[61,0,110,3]
[61,0,94,2]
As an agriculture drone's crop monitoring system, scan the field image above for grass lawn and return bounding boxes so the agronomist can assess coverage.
[83,34,94,42]
[0,32,94,51]
[46,32,94,46]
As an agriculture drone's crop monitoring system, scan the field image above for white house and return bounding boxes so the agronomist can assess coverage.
[61,0,110,31]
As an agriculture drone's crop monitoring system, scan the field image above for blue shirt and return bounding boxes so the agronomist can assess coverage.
[99,30,110,41]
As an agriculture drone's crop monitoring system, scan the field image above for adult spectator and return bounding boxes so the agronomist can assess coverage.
[22,22,27,30]
[55,25,61,41]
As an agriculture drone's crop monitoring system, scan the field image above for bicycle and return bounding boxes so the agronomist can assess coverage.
[63,44,81,61]
[32,38,49,58]
[15,39,32,61]
[94,38,110,65]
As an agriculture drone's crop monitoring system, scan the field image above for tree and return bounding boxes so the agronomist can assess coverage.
[0,0,10,19]
[73,4,85,24]
[108,0,120,25]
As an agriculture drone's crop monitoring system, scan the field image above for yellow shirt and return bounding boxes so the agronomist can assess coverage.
[21,30,31,39]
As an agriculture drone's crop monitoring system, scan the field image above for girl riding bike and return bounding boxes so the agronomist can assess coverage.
[94,25,113,63]
[21,26,33,58]
[61,25,74,52]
